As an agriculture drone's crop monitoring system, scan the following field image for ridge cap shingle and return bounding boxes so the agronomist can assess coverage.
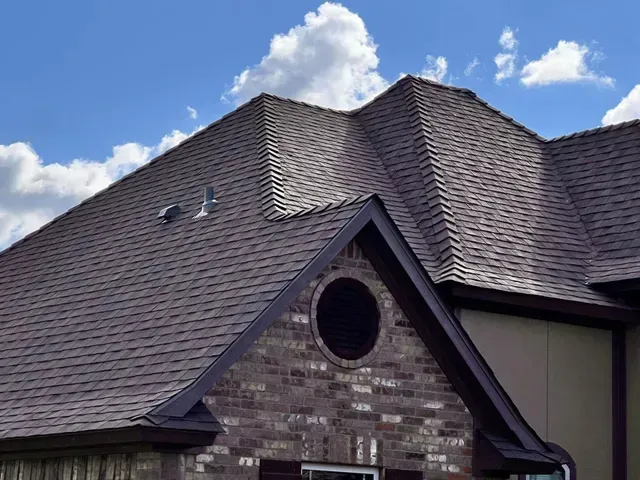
[406,76,547,143]
[545,118,640,143]
[259,92,354,115]
[401,77,466,283]
[254,95,288,219]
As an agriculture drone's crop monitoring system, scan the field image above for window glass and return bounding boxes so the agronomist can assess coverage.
[302,472,374,480]
[301,464,378,480]
[527,466,569,480]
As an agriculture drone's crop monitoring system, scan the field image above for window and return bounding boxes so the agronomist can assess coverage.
[525,442,575,480]
[302,464,379,480]
[316,277,380,361]
[526,465,571,480]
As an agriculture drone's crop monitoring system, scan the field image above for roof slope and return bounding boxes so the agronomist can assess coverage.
[0,98,374,439]
[398,79,604,304]
[356,77,622,306]
[0,75,638,442]
[547,120,640,284]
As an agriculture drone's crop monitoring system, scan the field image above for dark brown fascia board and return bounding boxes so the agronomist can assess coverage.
[359,214,560,474]
[150,195,558,473]
[472,431,560,478]
[613,328,628,480]
[444,282,639,328]
[360,207,552,455]
[591,278,640,309]
[0,426,216,460]
[589,277,640,292]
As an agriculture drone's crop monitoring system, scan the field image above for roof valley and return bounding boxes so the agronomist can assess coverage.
[401,77,466,282]
[542,144,599,276]
[254,94,288,219]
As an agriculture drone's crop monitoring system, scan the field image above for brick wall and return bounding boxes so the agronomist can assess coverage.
[0,453,196,480]
[201,241,473,479]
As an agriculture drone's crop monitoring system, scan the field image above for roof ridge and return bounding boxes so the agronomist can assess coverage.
[545,118,640,143]
[0,101,256,259]
[260,75,469,117]
[273,193,377,221]
[404,74,474,93]
[402,77,466,283]
[353,75,471,116]
[254,95,288,219]
[405,76,547,143]
[260,92,354,115]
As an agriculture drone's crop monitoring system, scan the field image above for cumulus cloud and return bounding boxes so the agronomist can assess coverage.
[226,2,388,110]
[602,85,640,125]
[521,41,614,87]
[419,55,448,83]
[494,27,518,83]
[187,106,198,119]
[499,28,517,51]
[0,126,201,249]
[464,58,480,77]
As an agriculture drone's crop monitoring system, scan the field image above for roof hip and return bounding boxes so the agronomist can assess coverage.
[254,94,288,219]
[401,77,466,282]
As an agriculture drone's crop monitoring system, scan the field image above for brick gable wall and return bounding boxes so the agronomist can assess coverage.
[0,242,475,480]
[200,241,473,479]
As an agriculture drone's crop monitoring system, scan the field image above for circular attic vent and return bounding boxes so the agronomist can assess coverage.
[316,277,380,361]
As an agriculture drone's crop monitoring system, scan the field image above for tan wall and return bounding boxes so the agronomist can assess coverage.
[627,326,640,480]
[460,309,612,480]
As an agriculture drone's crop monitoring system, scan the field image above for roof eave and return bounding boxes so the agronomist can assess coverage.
[445,281,640,327]
[0,425,218,461]
[473,430,563,477]
[148,194,560,475]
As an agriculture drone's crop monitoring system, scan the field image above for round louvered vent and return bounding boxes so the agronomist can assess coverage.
[316,278,380,361]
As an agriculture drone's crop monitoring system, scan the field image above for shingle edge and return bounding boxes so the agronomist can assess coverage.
[254,95,288,219]
[401,77,466,283]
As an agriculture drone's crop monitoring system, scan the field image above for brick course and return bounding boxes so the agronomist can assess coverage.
[202,241,473,479]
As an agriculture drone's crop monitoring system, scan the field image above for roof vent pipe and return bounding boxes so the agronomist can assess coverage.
[158,204,181,223]
[194,186,217,218]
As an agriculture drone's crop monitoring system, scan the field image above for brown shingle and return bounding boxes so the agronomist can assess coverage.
[0,98,374,439]
[0,75,637,441]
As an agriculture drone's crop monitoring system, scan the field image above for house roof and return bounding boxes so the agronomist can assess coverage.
[546,120,640,285]
[0,75,635,466]
[0,96,376,440]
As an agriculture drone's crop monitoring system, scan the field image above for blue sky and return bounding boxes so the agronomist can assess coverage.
[1,0,639,247]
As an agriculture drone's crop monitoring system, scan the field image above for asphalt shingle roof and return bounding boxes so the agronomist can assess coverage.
[0,75,637,441]
[0,97,376,439]
[547,119,640,285]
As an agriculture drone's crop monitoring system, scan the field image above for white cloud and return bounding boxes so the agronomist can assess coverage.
[226,2,388,110]
[419,55,448,83]
[494,27,518,83]
[156,129,190,155]
[0,126,201,249]
[499,27,518,51]
[187,106,198,119]
[602,85,640,125]
[521,40,614,87]
[464,57,480,77]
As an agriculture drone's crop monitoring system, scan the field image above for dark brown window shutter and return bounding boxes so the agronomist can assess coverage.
[259,459,302,480]
[385,469,423,480]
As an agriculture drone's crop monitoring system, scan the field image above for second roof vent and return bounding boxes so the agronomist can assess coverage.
[194,186,217,219]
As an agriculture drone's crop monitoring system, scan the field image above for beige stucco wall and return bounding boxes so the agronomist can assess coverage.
[460,309,612,480]
[627,325,640,480]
